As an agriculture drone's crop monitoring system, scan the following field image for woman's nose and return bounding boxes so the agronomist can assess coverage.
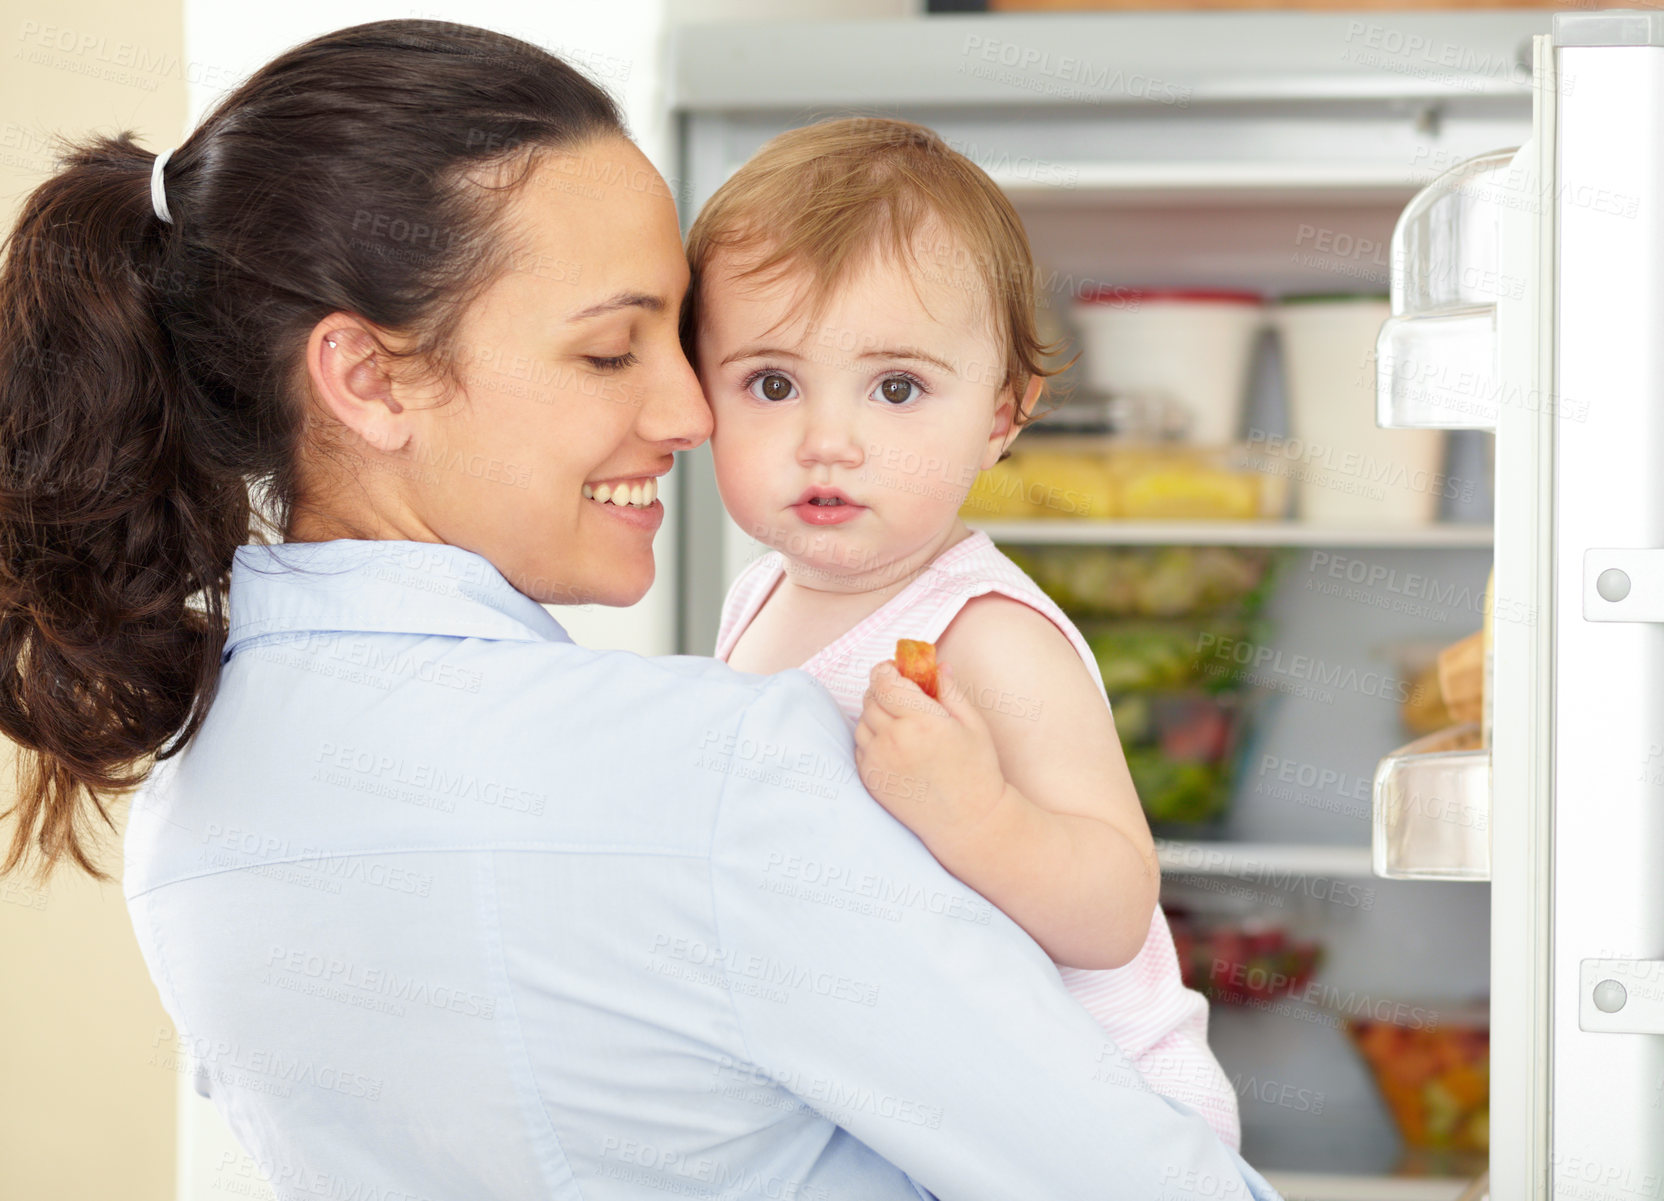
[640,344,713,451]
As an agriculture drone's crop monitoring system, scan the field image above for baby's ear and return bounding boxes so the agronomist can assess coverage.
[984,376,1043,467]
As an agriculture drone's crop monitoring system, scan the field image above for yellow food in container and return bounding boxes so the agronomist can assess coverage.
[1113,455,1263,519]
[961,459,1044,519]
[959,439,1287,523]
[1001,451,1117,519]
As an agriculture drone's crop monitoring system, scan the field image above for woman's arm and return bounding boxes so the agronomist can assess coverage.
[713,671,1274,1201]
[856,593,1159,970]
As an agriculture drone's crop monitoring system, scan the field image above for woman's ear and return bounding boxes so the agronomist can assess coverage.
[983,375,1044,469]
[306,314,414,455]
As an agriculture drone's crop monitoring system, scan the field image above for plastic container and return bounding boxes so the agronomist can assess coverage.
[989,539,1281,835]
[961,437,1290,522]
[1375,148,1517,432]
[1273,294,1448,524]
[1167,912,1323,1006]
[1345,999,1489,1163]
[1372,722,1490,880]
[1071,288,1264,446]
[1005,543,1276,621]
[1115,689,1254,830]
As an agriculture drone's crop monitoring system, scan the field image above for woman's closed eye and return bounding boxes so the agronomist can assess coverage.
[586,351,639,371]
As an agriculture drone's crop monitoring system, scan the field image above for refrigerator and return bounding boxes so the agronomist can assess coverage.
[673,9,1664,1197]
[1374,11,1664,1197]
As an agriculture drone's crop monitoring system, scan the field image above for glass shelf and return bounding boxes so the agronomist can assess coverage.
[1158,839,1375,879]
[1263,1170,1477,1201]
[973,520,1493,548]
[990,162,1437,209]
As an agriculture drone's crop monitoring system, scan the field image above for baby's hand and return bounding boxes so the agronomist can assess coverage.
[855,660,1010,861]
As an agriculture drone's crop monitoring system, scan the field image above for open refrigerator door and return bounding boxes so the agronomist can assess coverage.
[1375,13,1664,1197]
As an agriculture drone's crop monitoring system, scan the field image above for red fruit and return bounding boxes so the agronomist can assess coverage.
[1159,701,1231,761]
[895,639,939,699]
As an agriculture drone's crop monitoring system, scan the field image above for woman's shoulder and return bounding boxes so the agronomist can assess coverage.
[124,638,849,902]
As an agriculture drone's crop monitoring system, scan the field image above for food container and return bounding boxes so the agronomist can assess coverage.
[1071,288,1265,446]
[961,438,1289,522]
[992,541,1280,833]
[1082,624,1257,693]
[1106,442,1286,520]
[1167,911,1323,1006]
[1346,1000,1489,1165]
[1002,544,1276,621]
[1272,294,1448,524]
[1113,689,1258,830]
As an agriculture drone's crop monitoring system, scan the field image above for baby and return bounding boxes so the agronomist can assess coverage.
[684,116,1239,1149]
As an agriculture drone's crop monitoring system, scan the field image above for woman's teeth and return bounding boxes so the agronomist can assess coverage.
[582,478,658,508]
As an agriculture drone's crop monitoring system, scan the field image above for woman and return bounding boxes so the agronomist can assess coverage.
[0,20,1277,1201]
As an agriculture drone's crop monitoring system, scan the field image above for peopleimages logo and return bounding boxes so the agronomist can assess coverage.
[1196,632,1427,706]
[957,35,1193,108]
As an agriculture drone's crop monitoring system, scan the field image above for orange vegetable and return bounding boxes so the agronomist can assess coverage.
[895,639,939,699]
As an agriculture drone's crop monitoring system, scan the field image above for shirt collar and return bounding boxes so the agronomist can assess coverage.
[222,539,573,662]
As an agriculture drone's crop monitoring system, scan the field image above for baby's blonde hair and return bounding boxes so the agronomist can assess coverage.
[681,116,1066,450]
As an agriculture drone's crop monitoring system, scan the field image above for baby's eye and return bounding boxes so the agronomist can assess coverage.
[874,375,920,405]
[748,372,796,402]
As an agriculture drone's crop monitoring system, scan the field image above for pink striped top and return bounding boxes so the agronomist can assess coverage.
[714,529,1241,1149]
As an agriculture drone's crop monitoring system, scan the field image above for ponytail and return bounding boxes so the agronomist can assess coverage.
[0,132,248,885]
[0,19,626,884]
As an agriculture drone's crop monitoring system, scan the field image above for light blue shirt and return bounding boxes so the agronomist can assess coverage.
[123,537,1280,1201]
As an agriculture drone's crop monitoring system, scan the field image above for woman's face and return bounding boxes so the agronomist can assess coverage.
[304,136,710,607]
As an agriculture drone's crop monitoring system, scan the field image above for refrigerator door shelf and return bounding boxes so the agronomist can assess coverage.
[1389,149,1520,316]
[1579,959,1664,1035]
[1581,548,1664,621]
[1375,148,1521,432]
[1371,722,1491,880]
[1376,306,1497,430]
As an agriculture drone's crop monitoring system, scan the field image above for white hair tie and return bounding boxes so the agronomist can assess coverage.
[151,147,175,224]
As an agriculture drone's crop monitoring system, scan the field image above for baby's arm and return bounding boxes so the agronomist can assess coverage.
[855,594,1159,970]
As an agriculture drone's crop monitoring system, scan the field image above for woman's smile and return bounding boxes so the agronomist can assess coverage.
[582,472,665,531]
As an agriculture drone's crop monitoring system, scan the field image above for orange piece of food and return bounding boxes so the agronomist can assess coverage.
[895,639,939,699]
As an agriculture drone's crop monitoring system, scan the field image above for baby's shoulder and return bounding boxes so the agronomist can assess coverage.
[923,535,1068,623]
[928,537,1104,691]
[937,589,1076,656]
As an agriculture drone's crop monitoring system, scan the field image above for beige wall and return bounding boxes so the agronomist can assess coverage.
[0,3,186,1198]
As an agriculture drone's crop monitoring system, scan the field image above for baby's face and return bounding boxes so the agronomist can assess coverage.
[695,239,1015,591]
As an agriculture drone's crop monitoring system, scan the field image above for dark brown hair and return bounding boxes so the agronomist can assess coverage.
[682,116,1071,454]
[0,19,625,885]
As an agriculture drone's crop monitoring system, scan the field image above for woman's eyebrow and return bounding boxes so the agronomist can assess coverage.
[567,291,665,322]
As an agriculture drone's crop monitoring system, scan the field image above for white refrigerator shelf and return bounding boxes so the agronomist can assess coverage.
[972,520,1493,548]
